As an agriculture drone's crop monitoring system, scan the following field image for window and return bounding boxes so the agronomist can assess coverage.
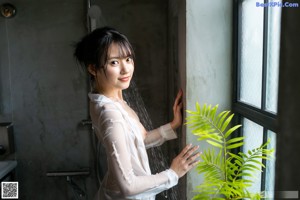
[233,0,281,197]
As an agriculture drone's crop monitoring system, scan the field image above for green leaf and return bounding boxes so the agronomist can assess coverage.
[214,111,227,125]
[228,152,244,162]
[202,103,207,115]
[207,140,223,148]
[205,104,212,116]
[236,172,254,178]
[227,142,244,149]
[238,152,248,159]
[196,102,201,113]
[242,164,262,171]
[221,113,234,132]
[235,159,243,167]
[227,136,244,145]
[241,167,256,172]
[251,156,269,160]
[249,159,266,168]
[248,150,253,155]
[217,111,230,129]
[224,125,242,138]
[186,110,199,115]
[209,105,218,121]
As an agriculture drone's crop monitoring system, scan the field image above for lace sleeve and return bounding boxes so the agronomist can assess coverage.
[144,123,178,149]
[99,104,178,198]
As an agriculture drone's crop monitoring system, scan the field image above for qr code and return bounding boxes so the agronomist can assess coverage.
[1,182,18,199]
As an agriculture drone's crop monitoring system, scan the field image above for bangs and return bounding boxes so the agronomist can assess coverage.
[97,30,135,69]
[116,40,135,59]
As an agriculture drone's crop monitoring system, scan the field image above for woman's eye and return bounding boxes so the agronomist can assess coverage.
[126,57,133,62]
[110,60,119,65]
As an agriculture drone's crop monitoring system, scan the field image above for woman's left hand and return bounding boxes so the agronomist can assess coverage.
[170,89,183,130]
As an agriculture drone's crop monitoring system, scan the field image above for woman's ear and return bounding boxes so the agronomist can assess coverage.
[88,64,97,76]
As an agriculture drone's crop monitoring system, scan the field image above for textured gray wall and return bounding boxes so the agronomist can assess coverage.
[0,0,95,199]
[0,0,170,199]
[184,1,232,199]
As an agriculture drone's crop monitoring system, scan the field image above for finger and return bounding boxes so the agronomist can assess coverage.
[174,90,183,107]
[177,102,183,110]
[178,89,183,98]
[179,144,192,157]
[188,160,200,169]
[187,152,201,164]
[178,88,183,95]
[177,90,183,102]
[174,101,183,115]
[176,88,183,96]
[183,145,199,159]
[179,101,183,107]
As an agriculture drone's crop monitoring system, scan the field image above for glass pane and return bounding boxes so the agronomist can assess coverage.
[264,130,277,199]
[239,0,264,108]
[242,118,264,194]
[266,4,282,113]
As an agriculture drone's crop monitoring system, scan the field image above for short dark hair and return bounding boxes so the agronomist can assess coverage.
[74,27,135,71]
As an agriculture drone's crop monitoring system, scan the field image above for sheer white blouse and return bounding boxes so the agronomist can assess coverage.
[89,93,179,200]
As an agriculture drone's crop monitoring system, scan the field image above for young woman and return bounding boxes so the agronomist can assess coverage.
[74,27,200,200]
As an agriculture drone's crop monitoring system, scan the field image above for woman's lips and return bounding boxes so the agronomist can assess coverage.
[118,76,130,82]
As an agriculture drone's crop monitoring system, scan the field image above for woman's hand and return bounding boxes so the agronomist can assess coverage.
[170,89,183,130]
[170,144,201,178]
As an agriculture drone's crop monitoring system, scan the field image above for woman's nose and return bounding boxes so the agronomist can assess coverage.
[120,60,130,73]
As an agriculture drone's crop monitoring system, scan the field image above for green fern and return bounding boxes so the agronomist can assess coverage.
[186,103,274,200]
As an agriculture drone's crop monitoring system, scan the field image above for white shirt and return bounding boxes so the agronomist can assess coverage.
[89,93,178,200]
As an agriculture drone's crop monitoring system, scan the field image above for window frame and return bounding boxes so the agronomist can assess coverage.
[233,0,279,193]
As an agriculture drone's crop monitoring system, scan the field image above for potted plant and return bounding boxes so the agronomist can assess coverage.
[186,103,274,200]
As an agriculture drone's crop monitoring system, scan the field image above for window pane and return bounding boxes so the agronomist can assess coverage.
[242,118,264,194]
[265,130,277,199]
[266,5,282,113]
[239,0,264,108]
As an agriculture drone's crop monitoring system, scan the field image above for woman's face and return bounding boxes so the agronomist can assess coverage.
[95,42,134,94]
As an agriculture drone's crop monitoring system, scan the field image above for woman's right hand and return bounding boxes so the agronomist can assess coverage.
[170,144,201,178]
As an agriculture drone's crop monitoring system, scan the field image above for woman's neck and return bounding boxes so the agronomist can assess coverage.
[107,92,123,101]
[97,88,123,101]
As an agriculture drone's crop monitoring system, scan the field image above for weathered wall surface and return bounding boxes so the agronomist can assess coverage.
[0,0,170,199]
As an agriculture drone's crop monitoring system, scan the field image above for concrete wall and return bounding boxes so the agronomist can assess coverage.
[0,0,94,199]
[178,0,233,199]
[0,0,170,199]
